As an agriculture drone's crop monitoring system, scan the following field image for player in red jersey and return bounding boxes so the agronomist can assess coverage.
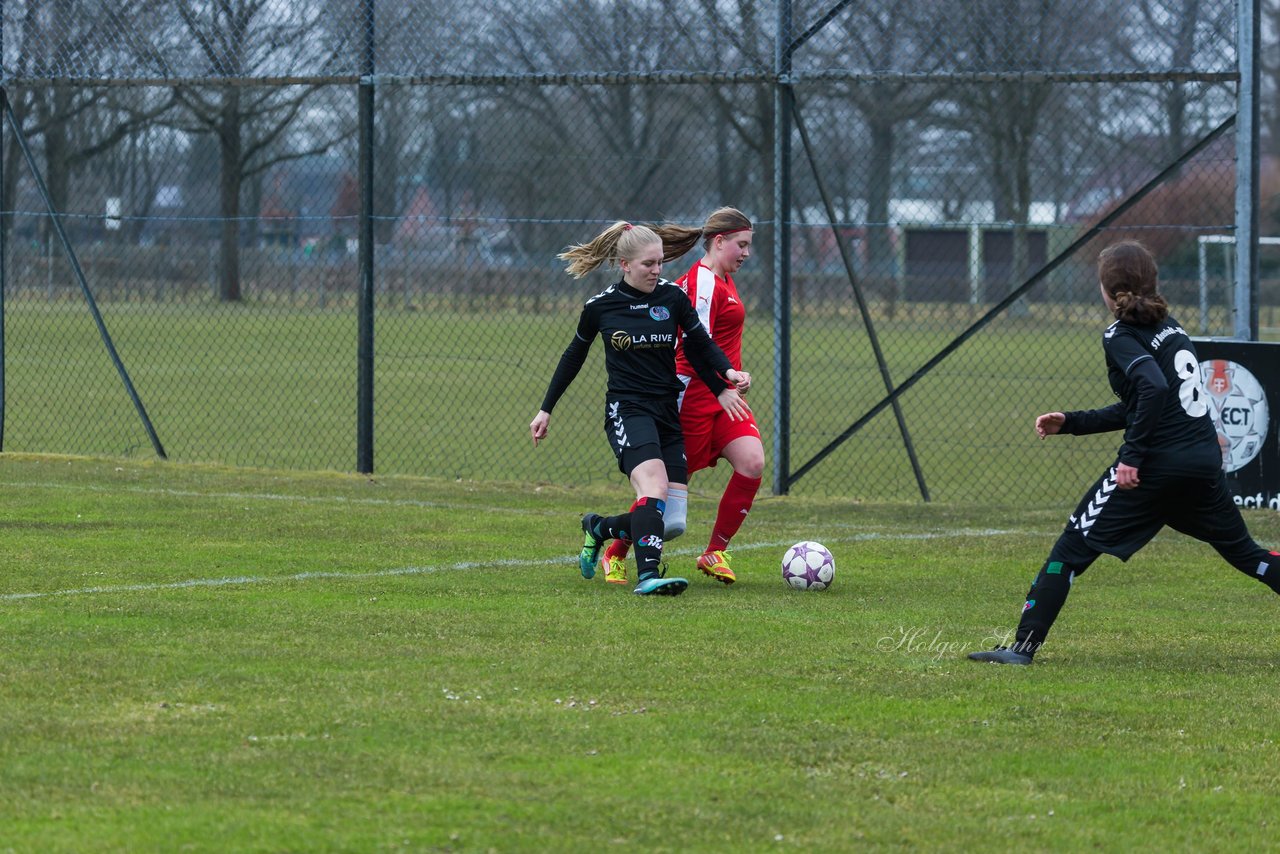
[599,208,763,585]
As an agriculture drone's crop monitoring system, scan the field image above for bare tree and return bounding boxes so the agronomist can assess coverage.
[1111,0,1235,165]
[166,0,348,301]
[939,0,1112,304]
[657,0,774,269]
[1261,0,1280,151]
[483,0,700,217]
[2,0,174,247]
[801,0,951,308]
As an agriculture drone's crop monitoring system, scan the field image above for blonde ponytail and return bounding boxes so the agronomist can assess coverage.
[558,222,661,279]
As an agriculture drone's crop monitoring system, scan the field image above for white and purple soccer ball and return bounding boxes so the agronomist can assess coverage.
[781,541,835,590]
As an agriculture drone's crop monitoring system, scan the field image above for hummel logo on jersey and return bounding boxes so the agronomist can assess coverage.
[630,303,649,310]
[1072,468,1119,533]
[727,297,738,304]
[609,402,629,447]
[585,286,615,306]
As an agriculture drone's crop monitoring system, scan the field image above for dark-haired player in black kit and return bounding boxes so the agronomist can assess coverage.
[971,240,1280,665]
[530,222,751,596]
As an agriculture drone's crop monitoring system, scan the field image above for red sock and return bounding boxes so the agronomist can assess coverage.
[708,472,761,552]
[604,499,640,560]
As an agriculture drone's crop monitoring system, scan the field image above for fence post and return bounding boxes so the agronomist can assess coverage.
[356,0,376,473]
[0,82,5,452]
[771,0,793,495]
[1234,0,1260,341]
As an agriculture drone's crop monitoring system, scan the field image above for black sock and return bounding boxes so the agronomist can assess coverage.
[629,497,665,580]
[1013,561,1076,656]
[595,512,629,542]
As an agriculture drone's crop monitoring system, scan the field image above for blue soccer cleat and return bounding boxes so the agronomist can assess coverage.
[633,576,689,596]
[579,513,605,579]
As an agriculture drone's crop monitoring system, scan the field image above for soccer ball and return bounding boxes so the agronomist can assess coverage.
[781,541,835,590]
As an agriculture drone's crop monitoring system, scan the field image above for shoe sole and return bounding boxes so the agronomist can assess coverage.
[697,560,736,585]
[634,578,688,596]
[967,651,1032,665]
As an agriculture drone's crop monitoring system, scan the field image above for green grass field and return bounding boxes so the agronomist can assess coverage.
[2,453,1278,851]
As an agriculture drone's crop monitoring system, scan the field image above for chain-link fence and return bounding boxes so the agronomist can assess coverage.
[0,0,1272,505]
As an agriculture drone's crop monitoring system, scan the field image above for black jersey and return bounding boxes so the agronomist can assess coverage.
[1062,314,1220,474]
[539,278,733,413]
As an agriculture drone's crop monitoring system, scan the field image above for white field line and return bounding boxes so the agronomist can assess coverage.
[0,479,1049,532]
[0,479,559,515]
[1,528,1018,602]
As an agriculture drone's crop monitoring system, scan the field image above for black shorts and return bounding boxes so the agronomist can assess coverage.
[1066,464,1250,560]
[603,397,688,482]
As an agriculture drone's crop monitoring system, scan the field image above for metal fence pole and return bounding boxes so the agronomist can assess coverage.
[356,0,376,473]
[771,0,793,495]
[0,83,5,453]
[1,0,6,451]
[1234,0,1260,341]
[5,99,167,459]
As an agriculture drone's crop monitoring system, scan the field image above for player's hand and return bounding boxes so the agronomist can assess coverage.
[727,369,752,393]
[1115,462,1140,490]
[716,387,751,421]
[530,410,550,447]
[1035,412,1066,439]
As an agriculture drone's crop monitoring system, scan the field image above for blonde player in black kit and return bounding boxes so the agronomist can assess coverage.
[530,222,752,596]
[971,241,1280,665]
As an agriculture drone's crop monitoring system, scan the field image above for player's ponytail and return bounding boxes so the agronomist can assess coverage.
[559,222,662,279]
[1098,240,1168,325]
[651,206,753,262]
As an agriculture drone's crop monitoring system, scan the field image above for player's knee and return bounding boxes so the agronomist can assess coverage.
[1048,529,1098,570]
[735,454,765,480]
[726,442,765,479]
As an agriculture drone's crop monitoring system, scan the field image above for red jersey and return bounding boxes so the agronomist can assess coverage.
[673,260,746,380]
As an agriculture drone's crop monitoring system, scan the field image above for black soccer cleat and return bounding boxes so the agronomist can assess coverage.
[968,646,1033,665]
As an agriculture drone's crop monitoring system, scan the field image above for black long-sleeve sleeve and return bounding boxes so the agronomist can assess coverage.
[1062,402,1126,435]
[539,311,595,413]
[1115,357,1168,467]
[1061,356,1169,468]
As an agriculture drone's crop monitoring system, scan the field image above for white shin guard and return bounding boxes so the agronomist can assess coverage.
[663,486,688,540]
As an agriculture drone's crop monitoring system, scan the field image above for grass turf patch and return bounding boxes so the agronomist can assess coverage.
[0,454,1277,850]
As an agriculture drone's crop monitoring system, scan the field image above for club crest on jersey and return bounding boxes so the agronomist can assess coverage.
[649,306,670,321]
[610,330,632,350]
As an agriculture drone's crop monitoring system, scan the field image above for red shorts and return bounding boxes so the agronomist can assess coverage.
[678,379,761,475]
